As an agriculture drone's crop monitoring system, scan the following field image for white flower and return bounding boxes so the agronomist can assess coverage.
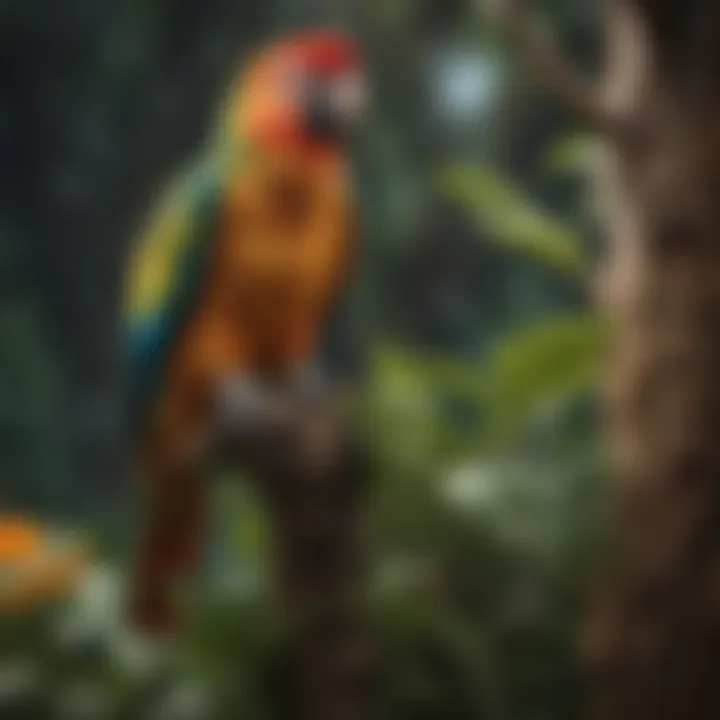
[442,461,500,511]
[55,563,124,648]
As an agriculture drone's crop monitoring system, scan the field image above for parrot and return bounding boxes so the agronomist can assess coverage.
[123,30,367,636]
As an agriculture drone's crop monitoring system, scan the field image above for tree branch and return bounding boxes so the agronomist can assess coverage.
[481,0,628,139]
[217,387,374,720]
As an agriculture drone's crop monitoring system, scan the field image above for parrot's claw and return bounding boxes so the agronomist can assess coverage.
[216,378,270,427]
[289,363,331,403]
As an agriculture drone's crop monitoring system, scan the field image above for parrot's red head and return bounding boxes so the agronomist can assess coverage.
[234,30,367,161]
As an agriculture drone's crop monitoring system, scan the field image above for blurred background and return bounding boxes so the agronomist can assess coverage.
[0,0,607,717]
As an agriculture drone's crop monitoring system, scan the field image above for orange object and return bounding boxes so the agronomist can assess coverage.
[0,519,89,616]
[0,518,42,564]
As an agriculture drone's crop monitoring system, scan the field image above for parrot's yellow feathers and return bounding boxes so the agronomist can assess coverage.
[126,186,194,320]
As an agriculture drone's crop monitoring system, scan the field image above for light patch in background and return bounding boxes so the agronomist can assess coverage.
[430,45,503,126]
[56,563,123,649]
[442,461,500,512]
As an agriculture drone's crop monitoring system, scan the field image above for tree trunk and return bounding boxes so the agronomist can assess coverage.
[585,2,720,718]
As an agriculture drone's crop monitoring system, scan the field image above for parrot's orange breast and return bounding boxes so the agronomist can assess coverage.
[197,156,353,373]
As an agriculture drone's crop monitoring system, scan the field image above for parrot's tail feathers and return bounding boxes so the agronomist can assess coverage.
[129,469,208,638]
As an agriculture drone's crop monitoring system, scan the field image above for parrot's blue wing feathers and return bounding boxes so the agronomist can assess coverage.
[125,155,228,424]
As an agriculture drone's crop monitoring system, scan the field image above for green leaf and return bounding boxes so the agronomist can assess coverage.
[545,134,600,179]
[480,313,606,449]
[439,164,588,279]
[372,344,486,403]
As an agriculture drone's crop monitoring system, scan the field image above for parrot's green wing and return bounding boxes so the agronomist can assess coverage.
[124,152,234,425]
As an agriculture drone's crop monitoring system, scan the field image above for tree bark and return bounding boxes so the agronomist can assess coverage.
[483,1,720,717]
[586,3,720,718]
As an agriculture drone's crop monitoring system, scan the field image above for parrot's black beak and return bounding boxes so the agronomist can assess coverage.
[304,73,367,144]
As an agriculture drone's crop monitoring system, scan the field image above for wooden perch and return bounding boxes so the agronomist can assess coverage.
[480,0,629,138]
[218,388,374,720]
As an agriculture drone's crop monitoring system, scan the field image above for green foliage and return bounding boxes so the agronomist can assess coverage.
[369,308,606,455]
[436,150,606,450]
[480,313,606,449]
[364,343,602,720]
[544,134,601,180]
[439,164,588,281]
